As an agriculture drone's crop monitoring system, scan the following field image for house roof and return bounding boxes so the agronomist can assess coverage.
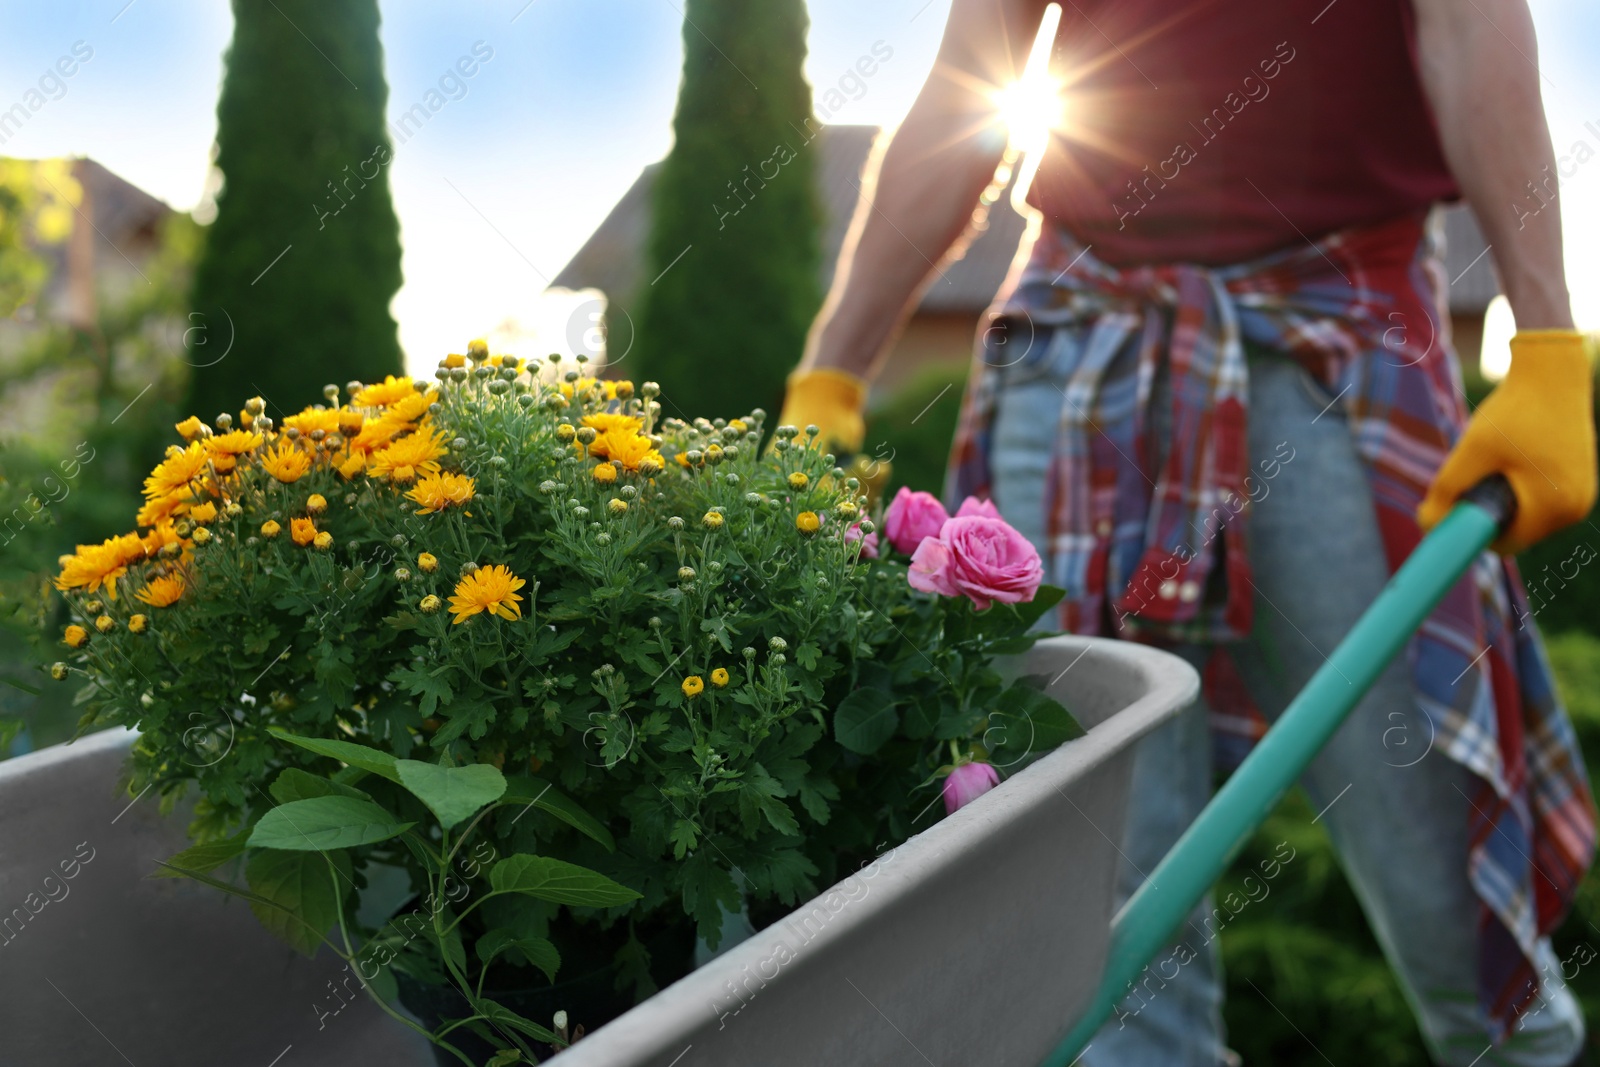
[552,125,1498,317]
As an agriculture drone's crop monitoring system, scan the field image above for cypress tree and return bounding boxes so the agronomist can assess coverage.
[634,1,821,422]
[185,0,403,423]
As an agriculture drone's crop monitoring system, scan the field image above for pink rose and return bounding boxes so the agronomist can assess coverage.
[907,516,1044,610]
[954,496,1001,520]
[844,524,880,559]
[884,487,949,556]
[942,761,1000,814]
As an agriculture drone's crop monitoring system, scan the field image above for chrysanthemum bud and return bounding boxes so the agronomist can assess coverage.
[678,567,696,582]
[191,527,212,544]
[576,427,597,446]
[128,614,149,634]
[312,531,333,551]
[769,637,788,652]
[556,423,576,443]
[788,472,809,490]
[306,493,327,515]
[261,520,281,538]
[394,567,411,583]
[419,594,442,614]
[50,662,69,681]
[95,615,115,633]
[607,498,628,516]
[593,464,617,485]
[215,413,232,431]
[418,552,438,573]
[642,382,660,398]
[702,510,724,530]
[667,516,684,531]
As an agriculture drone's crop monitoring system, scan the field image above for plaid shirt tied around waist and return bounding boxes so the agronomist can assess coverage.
[948,213,1596,1037]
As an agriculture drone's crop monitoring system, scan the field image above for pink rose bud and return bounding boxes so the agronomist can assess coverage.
[955,496,1001,520]
[844,523,880,559]
[907,516,1044,610]
[884,486,950,556]
[942,761,1001,814]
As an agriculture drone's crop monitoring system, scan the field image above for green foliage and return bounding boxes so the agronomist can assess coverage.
[186,0,403,423]
[1,189,199,755]
[634,0,822,422]
[54,356,1073,1061]
[863,362,971,498]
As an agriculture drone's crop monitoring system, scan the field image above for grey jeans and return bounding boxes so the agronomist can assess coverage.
[990,348,1584,1067]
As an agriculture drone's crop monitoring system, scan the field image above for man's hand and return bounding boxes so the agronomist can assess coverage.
[775,368,868,456]
[1418,331,1596,552]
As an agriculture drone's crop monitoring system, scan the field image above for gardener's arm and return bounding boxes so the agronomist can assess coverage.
[779,0,1050,451]
[1412,0,1596,550]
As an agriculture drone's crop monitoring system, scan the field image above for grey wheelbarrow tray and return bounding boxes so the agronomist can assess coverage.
[0,635,1196,1067]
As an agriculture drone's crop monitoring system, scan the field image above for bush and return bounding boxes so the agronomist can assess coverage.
[51,354,1072,1060]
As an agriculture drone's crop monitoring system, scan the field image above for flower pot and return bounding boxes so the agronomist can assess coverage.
[0,635,1193,1066]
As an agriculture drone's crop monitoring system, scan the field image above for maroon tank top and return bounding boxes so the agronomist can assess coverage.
[1025,0,1460,266]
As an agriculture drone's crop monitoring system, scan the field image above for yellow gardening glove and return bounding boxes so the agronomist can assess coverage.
[775,367,868,456]
[1418,330,1597,554]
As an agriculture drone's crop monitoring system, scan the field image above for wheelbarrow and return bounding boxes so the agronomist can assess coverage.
[1043,475,1519,1064]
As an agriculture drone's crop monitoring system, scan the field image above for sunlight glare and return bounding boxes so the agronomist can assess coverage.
[992,3,1064,159]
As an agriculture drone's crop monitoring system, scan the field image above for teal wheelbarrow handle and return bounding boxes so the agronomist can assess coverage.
[1043,476,1518,1065]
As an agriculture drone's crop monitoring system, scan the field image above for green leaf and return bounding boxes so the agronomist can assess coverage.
[1003,584,1066,633]
[151,829,249,878]
[476,930,561,982]
[986,681,1086,763]
[394,759,506,830]
[248,796,413,851]
[501,776,615,852]
[269,767,368,804]
[390,663,455,717]
[246,849,349,957]
[474,997,561,1044]
[680,852,741,947]
[900,691,940,739]
[833,687,899,754]
[488,854,641,908]
[269,729,400,783]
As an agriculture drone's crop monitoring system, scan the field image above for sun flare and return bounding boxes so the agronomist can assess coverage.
[990,3,1065,158]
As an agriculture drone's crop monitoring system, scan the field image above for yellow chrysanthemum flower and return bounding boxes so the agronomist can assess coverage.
[408,472,476,514]
[448,564,526,624]
[141,522,183,558]
[787,472,809,491]
[143,442,208,499]
[592,463,617,485]
[136,491,189,530]
[443,353,466,369]
[55,533,147,600]
[282,408,342,436]
[353,375,418,408]
[682,675,705,698]
[188,501,218,525]
[94,614,115,633]
[313,530,334,551]
[203,429,264,473]
[63,624,88,648]
[261,520,281,538]
[796,511,821,534]
[581,413,643,444]
[368,426,448,483]
[710,668,729,688]
[261,442,312,484]
[290,518,317,546]
[598,431,664,473]
[374,390,434,434]
[306,493,328,515]
[174,416,204,441]
[135,573,186,608]
[418,552,439,573]
[128,614,148,634]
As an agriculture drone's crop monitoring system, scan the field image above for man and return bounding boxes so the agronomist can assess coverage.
[778,0,1597,1064]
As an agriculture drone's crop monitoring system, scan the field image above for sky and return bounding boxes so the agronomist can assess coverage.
[1,0,1597,378]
